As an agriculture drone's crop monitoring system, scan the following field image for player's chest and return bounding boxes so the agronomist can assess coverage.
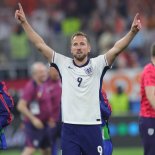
[63,65,97,88]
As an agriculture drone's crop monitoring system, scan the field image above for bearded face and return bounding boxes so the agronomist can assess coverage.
[72,49,88,61]
[71,35,91,62]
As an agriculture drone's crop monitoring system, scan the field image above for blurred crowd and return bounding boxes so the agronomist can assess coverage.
[0,0,155,80]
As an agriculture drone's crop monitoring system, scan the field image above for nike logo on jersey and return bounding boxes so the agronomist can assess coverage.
[68,66,73,69]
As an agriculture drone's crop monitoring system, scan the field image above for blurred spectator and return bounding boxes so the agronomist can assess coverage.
[114,13,127,34]
[19,0,38,15]
[110,85,129,115]
[88,10,103,38]
[47,5,64,34]
[0,9,12,41]
[61,17,81,36]
[116,0,128,18]
[139,43,155,155]
[77,0,96,17]
[0,46,8,68]
[9,25,30,61]
[17,62,61,155]
[42,0,62,8]
[98,31,114,53]
[114,52,140,69]
[30,9,49,39]
[48,67,62,155]
[8,88,20,116]
[114,53,129,69]
[61,0,81,36]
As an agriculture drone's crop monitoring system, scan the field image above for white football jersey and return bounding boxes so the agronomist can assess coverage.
[51,52,109,124]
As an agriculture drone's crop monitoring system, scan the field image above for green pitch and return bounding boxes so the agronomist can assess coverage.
[113,147,143,155]
[0,150,40,155]
[0,147,143,155]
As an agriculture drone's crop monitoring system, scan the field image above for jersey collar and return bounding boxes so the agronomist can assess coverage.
[73,59,90,68]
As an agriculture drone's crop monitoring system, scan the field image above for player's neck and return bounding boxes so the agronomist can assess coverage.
[35,79,44,85]
[73,57,88,67]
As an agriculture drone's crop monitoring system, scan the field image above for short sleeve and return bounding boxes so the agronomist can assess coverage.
[92,54,110,74]
[50,52,71,72]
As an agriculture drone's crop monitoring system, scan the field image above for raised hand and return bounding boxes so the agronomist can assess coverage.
[131,13,142,33]
[15,3,26,24]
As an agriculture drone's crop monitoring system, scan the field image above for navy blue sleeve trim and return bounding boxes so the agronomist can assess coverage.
[99,66,110,102]
[52,51,55,63]
[50,63,62,82]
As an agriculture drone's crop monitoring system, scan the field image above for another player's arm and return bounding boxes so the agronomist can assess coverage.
[145,86,155,109]
[17,99,44,129]
[105,13,141,66]
[15,3,53,62]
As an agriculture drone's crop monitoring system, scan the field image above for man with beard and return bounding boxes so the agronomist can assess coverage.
[15,3,141,155]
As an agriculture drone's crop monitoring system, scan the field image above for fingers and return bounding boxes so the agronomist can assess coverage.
[15,10,21,19]
[131,13,142,33]
[15,3,26,23]
[133,13,140,23]
[135,13,140,19]
[133,13,142,29]
[137,21,142,30]
[135,14,142,30]
[15,10,18,18]
[18,3,24,13]
[15,10,20,20]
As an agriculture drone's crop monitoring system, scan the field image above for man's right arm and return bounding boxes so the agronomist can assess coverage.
[17,99,44,129]
[15,3,53,62]
[17,99,35,122]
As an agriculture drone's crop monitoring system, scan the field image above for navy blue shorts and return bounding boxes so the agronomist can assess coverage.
[61,123,104,155]
[139,117,155,155]
[24,122,51,149]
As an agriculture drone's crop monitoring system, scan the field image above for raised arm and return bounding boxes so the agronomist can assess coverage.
[15,3,54,62]
[105,13,142,66]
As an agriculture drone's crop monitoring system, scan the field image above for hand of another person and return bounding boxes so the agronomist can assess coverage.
[131,13,142,33]
[31,117,44,129]
[48,118,56,128]
[15,3,27,24]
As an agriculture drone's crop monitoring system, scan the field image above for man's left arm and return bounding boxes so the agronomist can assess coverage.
[105,13,142,66]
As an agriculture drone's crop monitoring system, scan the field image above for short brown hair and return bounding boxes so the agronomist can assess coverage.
[151,43,155,57]
[71,32,90,44]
